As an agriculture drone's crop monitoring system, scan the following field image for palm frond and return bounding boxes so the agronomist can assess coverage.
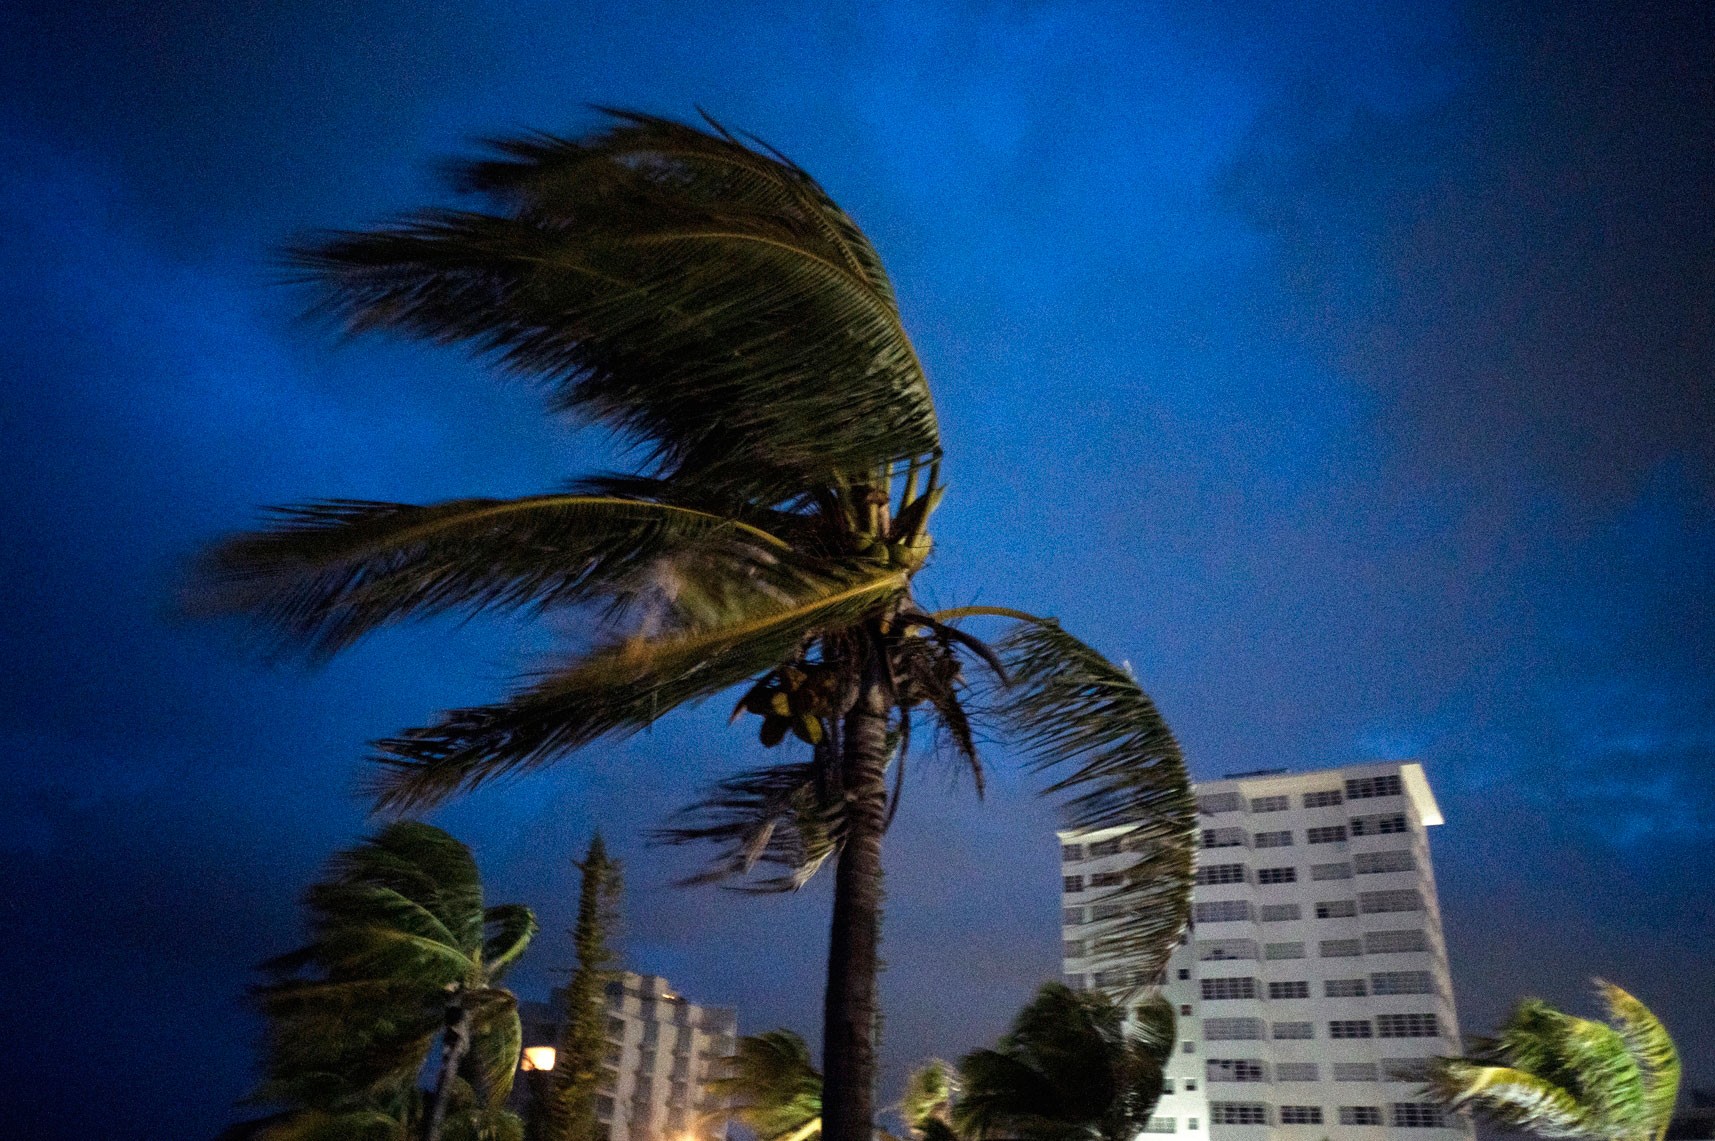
[654,761,842,892]
[368,567,907,810]
[480,904,538,980]
[1597,981,1681,1134]
[465,989,524,1107]
[190,495,790,657]
[292,111,939,505]
[1426,1061,1595,1137]
[710,1029,823,1141]
[970,617,1195,990]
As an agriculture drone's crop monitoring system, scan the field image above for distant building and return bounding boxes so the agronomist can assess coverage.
[520,970,739,1141]
[1061,762,1471,1141]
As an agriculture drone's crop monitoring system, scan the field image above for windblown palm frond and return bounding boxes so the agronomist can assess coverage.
[192,494,791,658]
[1427,981,1680,1141]
[291,111,938,506]
[368,566,908,810]
[953,983,1173,1141]
[940,614,1194,992]
[711,1029,824,1141]
[654,761,843,891]
[901,1058,960,1141]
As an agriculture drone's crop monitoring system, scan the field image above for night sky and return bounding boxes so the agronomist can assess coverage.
[3,3,1711,1138]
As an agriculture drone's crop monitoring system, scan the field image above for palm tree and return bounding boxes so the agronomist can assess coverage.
[899,1058,960,1141]
[241,822,538,1141]
[193,110,1196,1141]
[1427,980,1681,1141]
[711,1029,825,1141]
[952,983,1175,1141]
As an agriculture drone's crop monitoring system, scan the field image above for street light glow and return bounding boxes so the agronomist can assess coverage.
[521,1045,558,1071]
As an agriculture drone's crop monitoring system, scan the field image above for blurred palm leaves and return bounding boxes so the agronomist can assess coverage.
[1427,980,1680,1141]
[229,823,535,1141]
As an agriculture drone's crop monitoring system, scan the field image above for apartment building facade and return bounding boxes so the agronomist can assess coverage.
[1061,762,1469,1141]
[520,970,738,1141]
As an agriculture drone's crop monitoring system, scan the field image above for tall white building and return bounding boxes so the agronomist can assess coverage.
[521,970,738,1141]
[1060,762,1470,1141]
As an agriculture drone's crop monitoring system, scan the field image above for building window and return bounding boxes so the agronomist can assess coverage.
[1268,981,1310,999]
[1341,1106,1385,1125]
[1063,907,1085,925]
[1187,1119,1199,1131]
[1320,938,1364,957]
[1330,1020,1374,1039]
[1197,863,1248,885]
[1250,795,1290,813]
[1382,1059,1432,1083]
[1316,900,1358,918]
[1259,903,1302,922]
[1354,849,1416,874]
[1178,968,1192,980]
[1092,903,1125,921]
[607,1017,626,1038]
[1089,838,1123,857]
[1311,862,1353,880]
[1307,825,1348,844]
[1257,867,1297,885]
[1199,939,1258,961]
[1351,813,1409,837]
[1265,942,1306,960]
[1203,1018,1265,1040]
[1194,900,1254,923]
[1163,1079,1175,1095]
[1360,889,1424,913]
[1183,1041,1197,1053]
[1063,875,1085,892]
[1303,789,1343,808]
[1063,939,1086,958]
[1254,830,1293,848]
[1334,1063,1379,1082]
[1180,1004,1193,1015]
[1365,929,1429,954]
[1278,1106,1323,1125]
[1276,1063,1319,1081]
[1372,971,1435,996]
[1061,844,1084,861]
[1347,774,1404,799]
[1090,871,1126,888]
[1390,1103,1447,1128]
[1325,978,1368,997]
[1186,1081,1198,1091]
[1202,977,1259,1000]
[1203,827,1247,848]
[1377,1013,1442,1038]
[1144,1117,1177,1133]
[1199,793,1243,814]
[1272,1021,1314,1040]
[1210,1103,1269,1126]
[1207,1059,1267,1082]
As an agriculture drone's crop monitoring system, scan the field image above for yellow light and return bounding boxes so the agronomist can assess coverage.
[521,1046,558,1072]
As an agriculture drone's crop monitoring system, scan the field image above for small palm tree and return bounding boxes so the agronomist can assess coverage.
[711,1029,826,1141]
[193,111,1196,1141]
[952,983,1175,1141]
[1427,980,1681,1141]
[900,1058,960,1141]
[242,822,538,1141]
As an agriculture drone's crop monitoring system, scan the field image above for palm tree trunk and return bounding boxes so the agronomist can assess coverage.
[424,995,472,1141]
[821,653,892,1141]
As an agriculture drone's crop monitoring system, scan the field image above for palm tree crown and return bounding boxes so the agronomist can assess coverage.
[1427,980,1681,1141]
[192,111,1196,1141]
[246,822,537,1141]
[953,983,1175,1141]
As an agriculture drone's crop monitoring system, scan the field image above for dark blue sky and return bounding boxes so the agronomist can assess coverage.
[2,2,1710,1137]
